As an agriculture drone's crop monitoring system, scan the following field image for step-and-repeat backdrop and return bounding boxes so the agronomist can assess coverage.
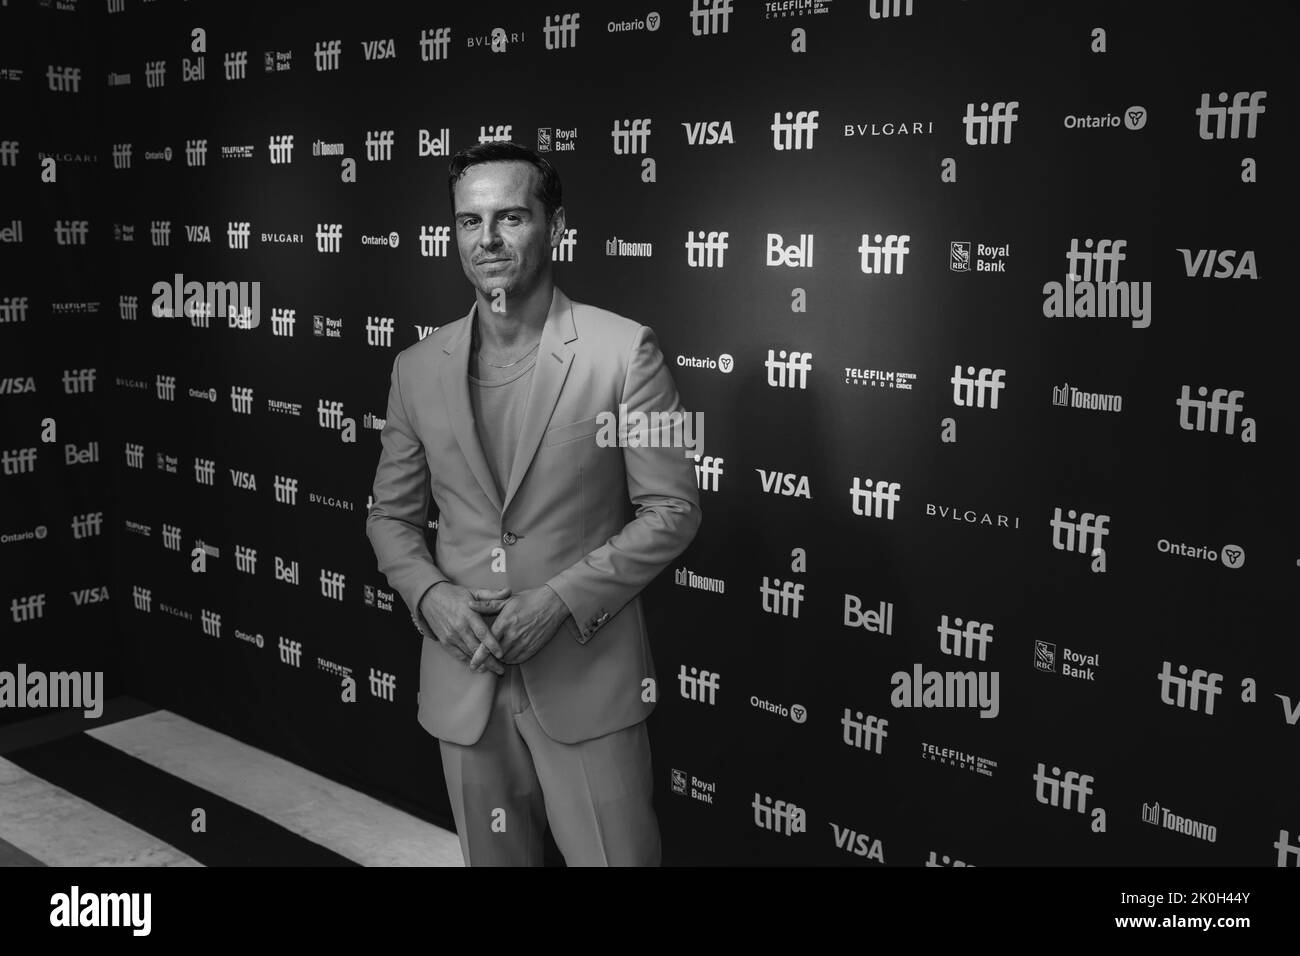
[2,0,1294,865]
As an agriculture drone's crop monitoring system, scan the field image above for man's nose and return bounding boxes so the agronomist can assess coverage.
[478,222,502,248]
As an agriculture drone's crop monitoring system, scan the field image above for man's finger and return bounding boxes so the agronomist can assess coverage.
[470,614,505,661]
[470,587,511,600]
[468,597,509,614]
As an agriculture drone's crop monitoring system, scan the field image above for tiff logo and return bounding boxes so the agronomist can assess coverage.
[478,124,513,143]
[685,230,728,268]
[124,443,144,468]
[870,0,914,16]
[231,386,254,414]
[841,709,888,753]
[316,223,343,253]
[691,0,733,36]
[112,143,131,169]
[234,544,257,574]
[543,13,580,49]
[366,316,394,347]
[201,609,222,637]
[269,134,294,163]
[1157,662,1223,715]
[951,366,1006,409]
[420,225,451,256]
[1034,764,1094,813]
[271,308,296,336]
[370,668,396,701]
[1176,386,1249,436]
[0,297,30,323]
[1,449,37,475]
[274,475,299,505]
[193,457,216,485]
[365,130,394,161]
[145,60,166,87]
[186,139,208,166]
[759,576,804,618]
[320,568,346,600]
[849,477,900,520]
[224,51,248,80]
[0,141,17,167]
[155,375,177,400]
[937,615,994,661]
[1065,238,1126,281]
[552,227,577,262]
[9,593,46,622]
[54,220,89,245]
[150,220,170,246]
[771,110,819,150]
[278,636,302,667]
[132,586,152,612]
[227,221,250,250]
[314,41,342,71]
[963,100,1019,145]
[1196,91,1266,140]
[119,295,139,320]
[47,65,82,92]
[694,454,723,492]
[678,665,719,704]
[62,369,96,394]
[420,28,451,61]
[611,119,651,155]
[764,349,812,388]
[1049,508,1110,555]
[858,232,910,274]
[317,399,345,429]
[752,793,805,835]
[70,512,103,539]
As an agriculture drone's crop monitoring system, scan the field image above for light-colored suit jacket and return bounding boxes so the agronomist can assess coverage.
[365,286,701,746]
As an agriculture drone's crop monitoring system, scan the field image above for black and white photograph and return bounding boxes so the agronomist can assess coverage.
[0,0,1293,937]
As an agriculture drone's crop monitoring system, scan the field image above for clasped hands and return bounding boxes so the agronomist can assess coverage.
[418,582,570,674]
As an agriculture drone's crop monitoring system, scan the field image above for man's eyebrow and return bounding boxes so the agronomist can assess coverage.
[455,206,532,220]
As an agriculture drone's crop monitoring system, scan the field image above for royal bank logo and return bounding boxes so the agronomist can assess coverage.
[536,126,577,152]
[263,50,292,73]
[671,768,715,805]
[950,241,1009,273]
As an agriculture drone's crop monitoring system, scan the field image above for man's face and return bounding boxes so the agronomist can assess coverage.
[453,160,560,302]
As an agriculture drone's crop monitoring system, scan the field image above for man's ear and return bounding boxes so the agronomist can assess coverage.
[550,206,566,244]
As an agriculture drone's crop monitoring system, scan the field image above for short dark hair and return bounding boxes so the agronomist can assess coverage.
[447,142,562,224]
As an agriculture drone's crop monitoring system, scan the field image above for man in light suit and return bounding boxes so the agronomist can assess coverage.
[365,142,701,866]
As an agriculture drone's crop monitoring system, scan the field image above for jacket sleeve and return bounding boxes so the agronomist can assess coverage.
[545,325,703,644]
[365,351,448,641]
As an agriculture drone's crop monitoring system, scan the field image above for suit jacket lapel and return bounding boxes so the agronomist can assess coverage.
[440,301,504,514]
[503,287,576,514]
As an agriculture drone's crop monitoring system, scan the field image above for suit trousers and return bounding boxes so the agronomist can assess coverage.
[437,661,661,866]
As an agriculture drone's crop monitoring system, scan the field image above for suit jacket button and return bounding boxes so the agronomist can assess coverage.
[502,531,518,545]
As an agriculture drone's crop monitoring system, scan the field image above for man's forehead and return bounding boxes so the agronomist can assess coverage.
[454,161,537,204]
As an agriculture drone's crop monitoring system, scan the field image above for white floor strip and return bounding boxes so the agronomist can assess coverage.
[88,711,464,867]
[0,757,201,867]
